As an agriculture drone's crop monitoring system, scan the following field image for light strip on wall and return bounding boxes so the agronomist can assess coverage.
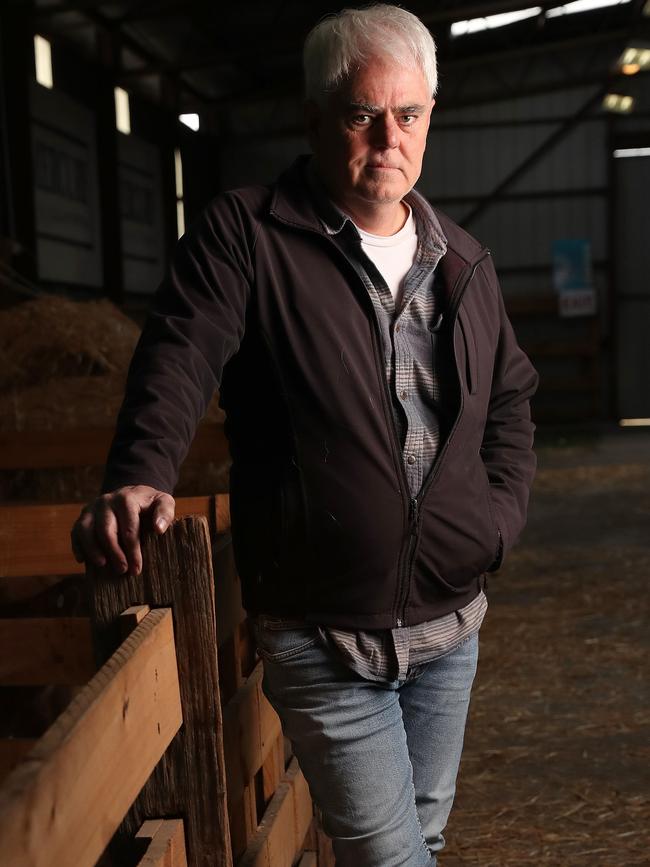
[174,148,183,198]
[613,147,650,158]
[546,0,632,18]
[34,35,53,89]
[619,418,650,426]
[451,7,542,37]
[114,87,131,135]
[176,200,185,239]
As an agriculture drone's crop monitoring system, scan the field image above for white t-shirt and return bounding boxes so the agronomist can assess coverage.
[354,205,418,308]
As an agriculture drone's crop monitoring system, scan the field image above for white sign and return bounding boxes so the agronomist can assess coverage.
[558,288,597,318]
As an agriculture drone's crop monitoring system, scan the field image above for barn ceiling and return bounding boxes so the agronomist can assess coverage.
[28,0,649,123]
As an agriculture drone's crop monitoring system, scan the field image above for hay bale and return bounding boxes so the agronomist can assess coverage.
[0,294,228,500]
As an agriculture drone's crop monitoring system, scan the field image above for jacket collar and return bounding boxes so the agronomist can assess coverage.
[269,155,488,299]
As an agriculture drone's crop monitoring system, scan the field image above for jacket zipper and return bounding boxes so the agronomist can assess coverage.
[395,249,491,625]
[276,215,489,627]
[313,234,416,625]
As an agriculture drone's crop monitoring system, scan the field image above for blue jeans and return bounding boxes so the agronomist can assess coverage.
[253,619,479,867]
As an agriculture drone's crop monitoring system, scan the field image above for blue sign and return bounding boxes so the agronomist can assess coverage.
[552,239,592,293]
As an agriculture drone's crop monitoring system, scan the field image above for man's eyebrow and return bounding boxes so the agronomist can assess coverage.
[347,101,427,113]
[348,102,381,113]
[395,104,427,113]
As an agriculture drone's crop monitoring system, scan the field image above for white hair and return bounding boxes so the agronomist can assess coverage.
[303,4,438,103]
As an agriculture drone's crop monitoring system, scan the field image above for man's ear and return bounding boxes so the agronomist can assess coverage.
[304,99,322,151]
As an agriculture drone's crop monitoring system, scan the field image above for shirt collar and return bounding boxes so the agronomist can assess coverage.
[305,157,448,260]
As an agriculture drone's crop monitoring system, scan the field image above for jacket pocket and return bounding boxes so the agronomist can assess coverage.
[458,307,479,395]
[416,456,501,594]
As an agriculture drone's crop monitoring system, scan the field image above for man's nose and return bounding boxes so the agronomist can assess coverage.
[372,114,399,149]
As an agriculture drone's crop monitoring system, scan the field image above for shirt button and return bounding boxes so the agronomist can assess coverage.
[395,324,401,333]
[401,390,408,400]
[407,455,416,465]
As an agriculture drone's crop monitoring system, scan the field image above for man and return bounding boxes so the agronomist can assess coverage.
[71,5,538,865]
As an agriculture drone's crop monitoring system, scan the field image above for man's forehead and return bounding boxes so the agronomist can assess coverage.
[331,60,431,107]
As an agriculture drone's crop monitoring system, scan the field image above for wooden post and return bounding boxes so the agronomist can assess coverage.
[95,26,124,305]
[87,515,232,867]
[0,0,37,281]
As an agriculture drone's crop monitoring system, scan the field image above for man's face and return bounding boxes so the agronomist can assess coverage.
[308,56,434,217]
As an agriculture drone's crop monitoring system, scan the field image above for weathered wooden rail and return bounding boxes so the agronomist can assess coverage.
[0,421,230,471]
[0,494,333,867]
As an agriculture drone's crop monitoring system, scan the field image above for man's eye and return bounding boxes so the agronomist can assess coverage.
[351,115,372,125]
[401,115,417,125]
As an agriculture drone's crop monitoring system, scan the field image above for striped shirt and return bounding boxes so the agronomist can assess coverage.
[253,164,488,683]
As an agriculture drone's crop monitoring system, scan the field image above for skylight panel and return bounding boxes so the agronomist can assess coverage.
[451,7,542,37]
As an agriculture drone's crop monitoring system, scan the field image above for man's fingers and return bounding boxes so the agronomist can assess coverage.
[151,493,176,534]
[94,503,129,574]
[71,511,107,568]
[69,486,174,579]
[112,492,144,576]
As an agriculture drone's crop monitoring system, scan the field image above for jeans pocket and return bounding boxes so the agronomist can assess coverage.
[253,619,320,662]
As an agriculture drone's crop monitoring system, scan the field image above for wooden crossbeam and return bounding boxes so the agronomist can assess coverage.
[0,617,95,685]
[0,423,229,471]
[0,502,86,578]
[135,818,188,867]
[0,608,182,867]
[237,758,313,867]
[0,494,230,579]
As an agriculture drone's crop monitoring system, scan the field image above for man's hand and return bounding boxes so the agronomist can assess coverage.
[70,485,176,576]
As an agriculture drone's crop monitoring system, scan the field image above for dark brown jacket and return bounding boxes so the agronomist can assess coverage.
[103,157,539,628]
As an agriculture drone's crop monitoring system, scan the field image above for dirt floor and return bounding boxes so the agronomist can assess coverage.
[443,426,650,866]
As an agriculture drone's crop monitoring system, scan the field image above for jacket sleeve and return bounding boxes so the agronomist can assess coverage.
[480,257,539,563]
[101,195,254,495]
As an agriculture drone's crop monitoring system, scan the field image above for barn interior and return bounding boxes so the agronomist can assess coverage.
[0,1,649,865]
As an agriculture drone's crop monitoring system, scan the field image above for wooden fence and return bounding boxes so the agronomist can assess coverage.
[0,493,334,867]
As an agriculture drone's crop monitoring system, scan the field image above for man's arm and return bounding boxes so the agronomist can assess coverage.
[481,258,539,566]
[71,195,254,575]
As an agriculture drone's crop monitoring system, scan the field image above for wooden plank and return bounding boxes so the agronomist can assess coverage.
[0,423,228,471]
[262,735,285,804]
[0,608,182,867]
[296,854,317,867]
[222,661,282,808]
[136,818,188,867]
[237,758,313,867]
[87,516,232,867]
[120,605,151,640]
[229,787,257,864]
[0,739,36,783]
[0,617,95,685]
[0,502,85,578]
[216,493,231,533]
[0,495,215,579]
